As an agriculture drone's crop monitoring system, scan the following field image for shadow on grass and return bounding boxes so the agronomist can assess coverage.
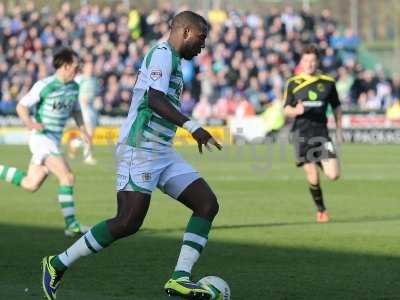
[143,214,400,234]
[0,223,399,300]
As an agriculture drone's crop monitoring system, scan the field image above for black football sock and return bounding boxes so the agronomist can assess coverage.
[309,183,326,212]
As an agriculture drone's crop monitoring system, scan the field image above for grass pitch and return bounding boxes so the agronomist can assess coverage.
[0,144,399,299]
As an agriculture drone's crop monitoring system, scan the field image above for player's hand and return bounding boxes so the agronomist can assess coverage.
[294,100,304,116]
[28,121,44,131]
[192,127,223,154]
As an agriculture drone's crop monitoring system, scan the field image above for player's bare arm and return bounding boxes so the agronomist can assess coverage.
[16,103,44,131]
[72,110,91,145]
[148,87,222,153]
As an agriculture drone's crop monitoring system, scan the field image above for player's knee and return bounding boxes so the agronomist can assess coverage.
[210,195,220,218]
[306,174,319,185]
[326,172,340,181]
[117,215,144,237]
[23,181,41,193]
[304,170,318,184]
[21,176,44,192]
[198,193,219,220]
[129,222,143,235]
[122,221,142,237]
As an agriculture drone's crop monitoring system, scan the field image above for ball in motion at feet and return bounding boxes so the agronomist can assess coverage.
[198,276,230,300]
[67,137,84,159]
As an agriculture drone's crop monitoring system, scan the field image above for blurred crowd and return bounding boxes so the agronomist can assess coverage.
[0,1,399,121]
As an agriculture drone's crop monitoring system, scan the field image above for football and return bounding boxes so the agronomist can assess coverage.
[198,276,230,300]
[67,136,84,159]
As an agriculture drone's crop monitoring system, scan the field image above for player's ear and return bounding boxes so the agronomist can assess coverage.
[183,27,191,40]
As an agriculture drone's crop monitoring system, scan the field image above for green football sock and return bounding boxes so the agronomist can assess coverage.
[53,221,116,272]
[0,165,26,186]
[51,256,67,272]
[173,216,212,279]
[58,186,77,227]
[172,270,191,280]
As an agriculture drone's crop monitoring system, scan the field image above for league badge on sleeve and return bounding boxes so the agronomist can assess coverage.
[150,69,162,81]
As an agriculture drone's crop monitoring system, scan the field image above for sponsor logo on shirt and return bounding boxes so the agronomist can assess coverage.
[150,69,162,81]
[52,100,73,111]
[308,90,318,101]
[303,101,323,107]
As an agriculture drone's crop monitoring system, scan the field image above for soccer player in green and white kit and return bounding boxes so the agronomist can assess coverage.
[74,61,98,165]
[0,47,90,236]
[42,11,221,300]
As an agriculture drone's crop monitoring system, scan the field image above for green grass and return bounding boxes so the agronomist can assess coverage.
[1,144,400,299]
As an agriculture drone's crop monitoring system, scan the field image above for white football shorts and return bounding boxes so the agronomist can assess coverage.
[29,132,62,165]
[115,143,200,199]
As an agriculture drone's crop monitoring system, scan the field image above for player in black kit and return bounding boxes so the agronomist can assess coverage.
[283,44,342,223]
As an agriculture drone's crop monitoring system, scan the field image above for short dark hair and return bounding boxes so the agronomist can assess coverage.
[301,44,320,59]
[53,47,78,69]
[171,10,208,31]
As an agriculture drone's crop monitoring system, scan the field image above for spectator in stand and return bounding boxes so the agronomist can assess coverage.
[0,2,397,119]
[300,6,315,32]
[213,88,237,120]
[321,47,341,76]
[192,96,212,125]
[281,5,303,34]
[392,74,400,100]
[386,99,400,120]
[319,9,337,31]
[235,92,256,118]
[245,76,263,113]
[120,89,132,113]
[359,89,381,111]
[343,28,360,53]
[181,59,196,90]
[352,70,378,109]
[0,92,17,115]
[103,74,120,113]
[181,90,196,117]
[336,67,354,108]
[376,69,393,109]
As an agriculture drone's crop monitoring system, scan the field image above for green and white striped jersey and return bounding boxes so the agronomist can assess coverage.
[20,75,80,142]
[118,41,184,152]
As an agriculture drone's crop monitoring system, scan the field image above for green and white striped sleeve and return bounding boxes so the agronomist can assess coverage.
[146,46,172,94]
[19,81,46,107]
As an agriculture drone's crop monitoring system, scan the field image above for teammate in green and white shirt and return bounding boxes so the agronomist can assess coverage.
[0,47,90,237]
[75,61,98,165]
[43,11,223,300]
